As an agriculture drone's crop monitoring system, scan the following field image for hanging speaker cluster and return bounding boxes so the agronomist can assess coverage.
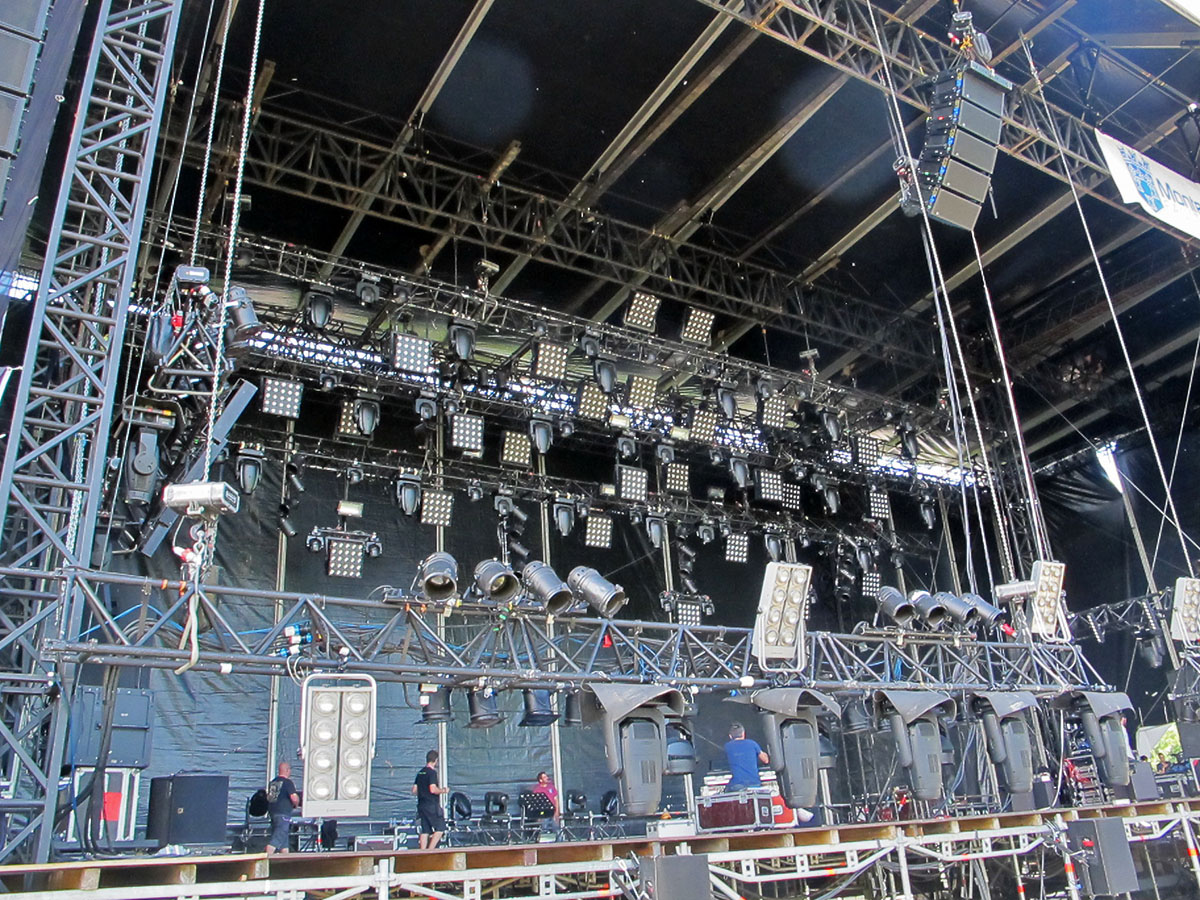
[904,61,1012,231]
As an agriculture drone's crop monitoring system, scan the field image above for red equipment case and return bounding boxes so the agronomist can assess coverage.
[696,791,774,832]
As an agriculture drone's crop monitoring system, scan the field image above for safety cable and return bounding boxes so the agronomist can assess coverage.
[189,0,237,265]
[1020,37,1194,579]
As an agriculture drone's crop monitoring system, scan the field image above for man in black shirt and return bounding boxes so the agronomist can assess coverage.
[265,761,300,854]
[411,749,448,849]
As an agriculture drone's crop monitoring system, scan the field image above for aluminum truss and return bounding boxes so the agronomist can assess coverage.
[0,0,182,863]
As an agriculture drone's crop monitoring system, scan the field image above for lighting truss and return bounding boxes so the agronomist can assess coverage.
[501,431,532,468]
[616,464,648,502]
[783,482,804,512]
[1030,560,1067,639]
[1172,577,1200,643]
[756,469,784,503]
[689,407,719,444]
[753,562,814,667]
[726,532,749,564]
[759,394,790,430]
[261,377,304,418]
[420,490,454,527]
[576,381,609,420]
[390,332,434,373]
[584,511,613,549]
[451,413,485,457]
[533,340,570,381]
[663,462,689,494]
[867,487,892,521]
[680,307,715,346]
[624,291,660,332]
[626,373,658,409]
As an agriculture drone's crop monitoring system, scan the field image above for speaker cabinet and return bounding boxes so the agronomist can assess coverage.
[147,775,229,846]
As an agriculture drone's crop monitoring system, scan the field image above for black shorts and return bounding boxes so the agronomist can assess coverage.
[417,804,445,834]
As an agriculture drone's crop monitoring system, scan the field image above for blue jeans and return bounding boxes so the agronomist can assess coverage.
[268,814,291,850]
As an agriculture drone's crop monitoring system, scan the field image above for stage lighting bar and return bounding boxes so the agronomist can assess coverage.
[501,430,532,468]
[689,407,719,444]
[391,332,434,373]
[756,469,784,503]
[625,291,661,332]
[726,532,749,564]
[451,413,485,457]
[753,562,813,666]
[1172,577,1200,643]
[584,511,613,549]
[1030,560,1067,639]
[533,340,570,381]
[664,462,689,494]
[626,374,657,409]
[759,394,790,430]
[616,464,648,502]
[328,536,366,579]
[576,381,609,420]
[680,307,715,346]
[420,490,454,527]
[261,377,303,418]
[783,482,803,511]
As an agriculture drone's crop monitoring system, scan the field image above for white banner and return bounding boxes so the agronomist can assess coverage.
[1096,129,1200,241]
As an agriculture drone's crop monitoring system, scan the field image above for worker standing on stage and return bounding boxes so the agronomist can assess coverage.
[265,761,300,855]
[724,722,769,791]
[531,770,560,824]
[412,749,449,849]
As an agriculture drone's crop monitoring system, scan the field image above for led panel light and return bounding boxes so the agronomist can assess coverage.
[261,377,303,418]
[680,307,715,346]
[533,340,570,381]
[301,676,376,818]
[390,332,434,373]
[327,537,365,579]
[783,482,804,511]
[625,291,661,332]
[616,465,648,502]
[501,431,532,468]
[451,413,485,456]
[726,532,749,564]
[337,400,361,438]
[759,394,790,430]
[584,512,613,549]
[675,597,705,628]
[756,469,784,503]
[867,488,892,521]
[861,571,882,600]
[576,382,610,420]
[626,374,658,409]
[853,434,881,467]
[752,562,814,666]
[1029,560,1067,639]
[1172,577,1200,643]
[689,407,719,444]
[420,490,454,527]
[664,462,689,494]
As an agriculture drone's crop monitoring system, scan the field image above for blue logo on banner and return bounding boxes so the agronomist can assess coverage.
[1118,145,1164,212]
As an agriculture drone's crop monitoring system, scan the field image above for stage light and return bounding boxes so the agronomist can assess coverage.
[286,462,306,496]
[626,374,657,409]
[416,552,458,601]
[301,675,376,817]
[451,413,484,457]
[616,465,648,501]
[862,571,882,601]
[395,470,422,516]
[576,382,609,420]
[1030,560,1067,638]
[594,356,618,393]
[354,397,380,436]
[756,469,784,503]
[391,332,434,373]
[909,590,948,628]
[764,532,784,562]
[524,561,574,615]
[530,416,554,455]
[419,686,452,723]
[759,394,790,430]
[420,490,454,527]
[1171,577,1200,643]
[279,504,298,538]
[327,536,366,578]
[783,482,803,511]
[552,497,575,536]
[305,291,334,329]
[584,512,613,548]
[533,340,569,381]
[664,462,689,494]
[868,487,891,521]
[689,407,719,444]
[616,435,637,459]
[337,400,359,438]
[728,454,750,489]
[261,377,303,418]
[468,688,503,728]
[223,286,262,355]
[853,435,881,467]
[856,543,877,574]
[448,319,476,361]
[823,483,840,514]
[897,417,920,460]
[319,371,338,392]
[345,465,364,485]
[753,562,813,666]
[654,443,675,465]
[645,513,666,548]
[819,408,842,443]
[918,494,937,529]
[337,500,363,519]
[668,424,690,442]
[475,559,521,603]
[680,307,715,346]
[961,592,1010,629]
[306,530,326,554]
[935,591,980,627]
[235,444,264,495]
[625,291,660,332]
[466,481,484,502]
[569,566,626,617]
[356,278,381,306]
[519,689,559,726]
[501,431,532,468]
[726,532,749,563]
[697,521,715,544]
[715,383,739,419]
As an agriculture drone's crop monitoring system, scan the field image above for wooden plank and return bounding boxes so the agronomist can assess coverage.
[99,862,196,888]
[194,856,269,883]
[462,848,536,869]
[47,867,99,891]
[268,854,373,878]
[535,842,614,863]
[394,850,466,873]
[726,831,795,850]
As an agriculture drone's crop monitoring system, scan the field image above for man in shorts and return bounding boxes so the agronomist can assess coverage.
[411,749,448,849]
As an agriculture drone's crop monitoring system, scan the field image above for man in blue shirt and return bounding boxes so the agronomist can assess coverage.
[724,722,768,791]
